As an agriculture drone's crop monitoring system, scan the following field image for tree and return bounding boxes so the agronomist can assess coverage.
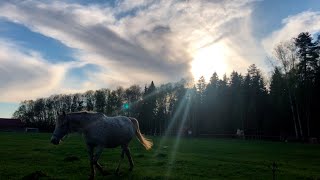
[60,94,72,113]
[273,41,302,138]
[13,102,29,125]
[195,76,206,134]
[45,97,55,130]
[124,85,142,117]
[205,72,219,133]
[295,32,318,137]
[229,71,244,131]
[196,76,206,104]
[140,81,157,134]
[155,84,172,135]
[269,67,291,136]
[242,64,268,137]
[219,74,231,132]
[84,90,95,111]
[106,89,117,116]
[70,93,84,112]
[95,89,107,113]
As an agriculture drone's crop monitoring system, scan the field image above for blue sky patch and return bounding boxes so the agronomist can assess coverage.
[0,20,76,63]
[252,0,320,40]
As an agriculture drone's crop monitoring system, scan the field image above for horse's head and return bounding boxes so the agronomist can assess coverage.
[50,111,69,145]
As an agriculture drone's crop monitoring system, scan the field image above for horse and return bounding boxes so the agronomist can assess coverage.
[50,111,153,179]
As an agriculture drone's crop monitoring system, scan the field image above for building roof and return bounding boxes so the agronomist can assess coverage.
[0,118,24,128]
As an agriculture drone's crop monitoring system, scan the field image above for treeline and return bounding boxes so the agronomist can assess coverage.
[13,32,320,140]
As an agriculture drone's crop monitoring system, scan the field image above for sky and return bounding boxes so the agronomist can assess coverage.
[0,0,320,118]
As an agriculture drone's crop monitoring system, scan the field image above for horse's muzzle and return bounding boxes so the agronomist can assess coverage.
[50,136,60,145]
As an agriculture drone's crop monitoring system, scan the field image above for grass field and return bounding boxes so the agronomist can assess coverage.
[0,132,320,180]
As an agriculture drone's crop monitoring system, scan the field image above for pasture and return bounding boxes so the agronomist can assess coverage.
[0,132,319,180]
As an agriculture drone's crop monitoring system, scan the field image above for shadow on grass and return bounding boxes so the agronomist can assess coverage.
[134,153,145,158]
[63,155,80,162]
[22,171,49,180]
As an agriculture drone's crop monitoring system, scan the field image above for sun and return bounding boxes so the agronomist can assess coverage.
[191,43,228,81]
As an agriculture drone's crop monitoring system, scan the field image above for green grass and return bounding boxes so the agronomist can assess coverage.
[0,132,320,179]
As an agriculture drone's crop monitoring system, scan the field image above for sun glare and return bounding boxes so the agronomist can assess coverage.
[191,43,228,81]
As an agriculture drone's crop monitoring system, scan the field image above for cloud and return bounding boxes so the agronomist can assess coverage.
[0,0,264,101]
[262,11,320,55]
[0,39,75,102]
[0,1,195,84]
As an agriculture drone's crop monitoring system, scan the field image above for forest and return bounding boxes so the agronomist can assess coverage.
[13,32,320,140]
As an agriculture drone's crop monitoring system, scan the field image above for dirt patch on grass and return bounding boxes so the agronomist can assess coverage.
[63,155,80,162]
[22,171,48,180]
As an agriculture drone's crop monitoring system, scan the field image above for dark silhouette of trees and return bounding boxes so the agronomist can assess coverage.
[270,32,320,140]
[94,89,107,113]
[84,90,95,111]
[273,41,301,138]
[140,81,157,134]
[12,31,320,140]
[229,71,244,132]
[269,67,291,136]
[294,32,320,138]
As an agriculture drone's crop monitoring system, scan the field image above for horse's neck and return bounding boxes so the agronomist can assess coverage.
[68,114,97,132]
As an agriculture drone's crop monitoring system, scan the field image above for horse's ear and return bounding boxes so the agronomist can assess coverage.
[63,111,66,116]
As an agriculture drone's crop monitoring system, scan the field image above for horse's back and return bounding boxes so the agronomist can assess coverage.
[85,116,135,148]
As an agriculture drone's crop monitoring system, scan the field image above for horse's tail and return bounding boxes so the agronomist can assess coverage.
[129,117,153,150]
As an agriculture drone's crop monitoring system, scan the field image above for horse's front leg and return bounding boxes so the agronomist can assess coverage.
[87,145,95,180]
[115,148,125,174]
[93,146,109,176]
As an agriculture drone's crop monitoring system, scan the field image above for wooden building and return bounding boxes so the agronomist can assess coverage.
[0,118,25,132]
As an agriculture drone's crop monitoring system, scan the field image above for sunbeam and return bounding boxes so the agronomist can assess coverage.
[165,95,191,178]
[151,89,193,178]
[153,93,188,155]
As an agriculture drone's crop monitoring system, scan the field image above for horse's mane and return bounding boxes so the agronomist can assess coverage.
[67,111,98,115]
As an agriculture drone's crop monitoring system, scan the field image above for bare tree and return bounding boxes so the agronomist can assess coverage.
[273,41,303,139]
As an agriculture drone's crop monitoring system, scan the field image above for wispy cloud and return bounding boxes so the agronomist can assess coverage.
[0,0,265,102]
[262,11,320,55]
[0,39,84,102]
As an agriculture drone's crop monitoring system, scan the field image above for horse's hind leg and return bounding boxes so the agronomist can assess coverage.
[94,146,109,175]
[115,148,125,174]
[123,146,134,171]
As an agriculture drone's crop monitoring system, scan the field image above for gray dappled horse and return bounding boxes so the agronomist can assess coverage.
[50,111,153,179]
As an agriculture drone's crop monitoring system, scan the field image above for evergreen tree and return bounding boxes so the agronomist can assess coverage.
[229,71,244,131]
[294,32,319,137]
[196,76,206,134]
[205,72,219,132]
[269,67,291,136]
[140,81,157,134]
